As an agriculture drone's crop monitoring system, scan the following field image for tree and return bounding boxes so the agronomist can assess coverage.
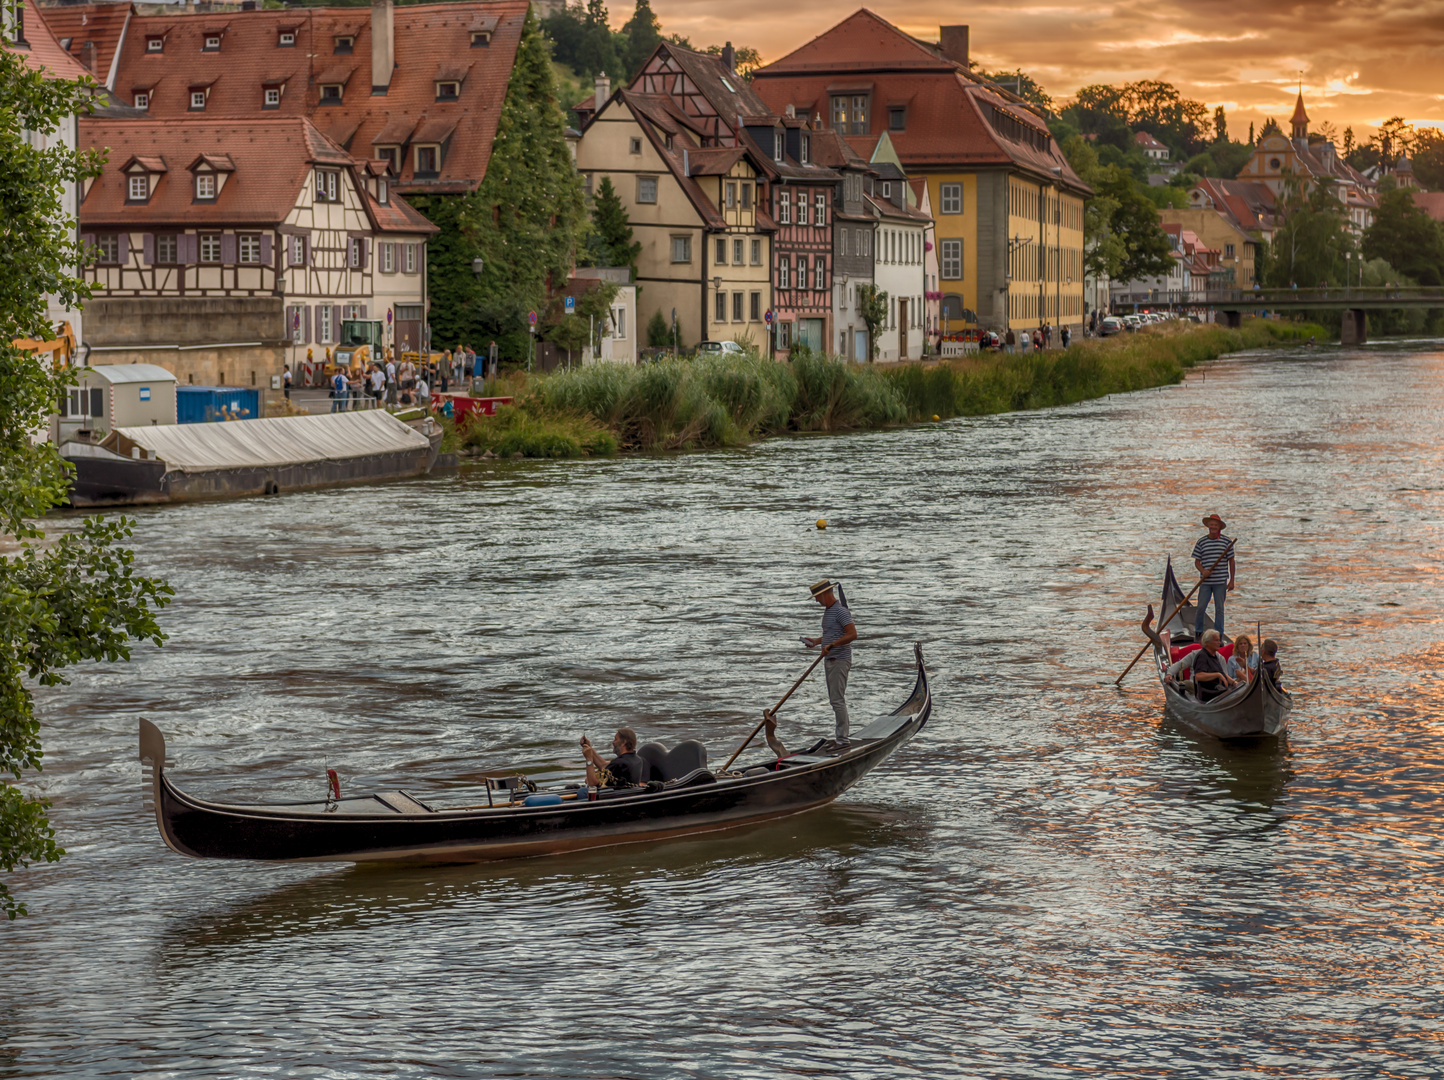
[855,284,888,360]
[1342,126,1354,155]
[543,280,621,360]
[1411,127,1444,191]
[582,176,641,278]
[1248,121,1255,145]
[1363,188,1444,286]
[0,47,172,919]
[1185,151,1215,177]
[1266,177,1352,287]
[418,8,588,360]
[575,0,621,79]
[619,0,662,77]
[1062,135,1173,283]
[1213,106,1227,144]
[984,68,1052,110]
[646,309,671,347]
[705,43,762,81]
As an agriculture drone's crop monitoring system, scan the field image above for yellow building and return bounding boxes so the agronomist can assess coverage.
[574,88,772,349]
[753,11,1090,337]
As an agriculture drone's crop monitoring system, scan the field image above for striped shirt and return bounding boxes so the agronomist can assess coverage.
[1192,534,1234,584]
[821,601,854,663]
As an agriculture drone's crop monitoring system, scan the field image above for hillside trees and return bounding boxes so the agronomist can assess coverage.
[1363,188,1444,286]
[1062,136,1174,283]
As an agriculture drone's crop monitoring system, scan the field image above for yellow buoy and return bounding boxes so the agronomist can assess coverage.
[932,414,940,421]
[817,519,827,530]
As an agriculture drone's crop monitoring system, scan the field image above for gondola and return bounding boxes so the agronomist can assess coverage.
[139,645,931,864]
[1143,560,1291,739]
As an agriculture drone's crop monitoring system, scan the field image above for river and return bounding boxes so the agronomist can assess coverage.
[4,340,1444,1078]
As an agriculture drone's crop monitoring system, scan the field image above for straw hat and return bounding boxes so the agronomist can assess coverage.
[809,579,835,598]
[1201,513,1227,529]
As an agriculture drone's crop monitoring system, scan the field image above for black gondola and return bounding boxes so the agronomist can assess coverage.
[139,646,932,864]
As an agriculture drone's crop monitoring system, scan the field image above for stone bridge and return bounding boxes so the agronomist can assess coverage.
[1110,287,1444,343]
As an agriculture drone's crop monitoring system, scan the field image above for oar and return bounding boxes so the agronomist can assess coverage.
[1114,538,1235,685]
[721,649,827,773]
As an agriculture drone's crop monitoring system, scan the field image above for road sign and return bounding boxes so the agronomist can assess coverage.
[764,310,774,324]
[386,308,393,325]
[528,310,538,325]
[292,310,301,330]
[564,296,576,314]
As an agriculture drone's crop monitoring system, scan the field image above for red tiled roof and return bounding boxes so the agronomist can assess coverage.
[35,1,131,87]
[78,116,435,232]
[102,1,528,193]
[810,127,870,170]
[758,9,958,76]
[1410,191,1444,222]
[9,0,95,81]
[1135,130,1166,150]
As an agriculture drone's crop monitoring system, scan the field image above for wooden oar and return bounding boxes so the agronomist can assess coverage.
[1114,538,1235,685]
[721,649,827,773]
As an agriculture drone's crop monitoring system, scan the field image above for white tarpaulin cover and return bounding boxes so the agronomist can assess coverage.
[109,410,429,473]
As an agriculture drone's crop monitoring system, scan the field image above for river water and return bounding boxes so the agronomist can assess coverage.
[5,341,1444,1078]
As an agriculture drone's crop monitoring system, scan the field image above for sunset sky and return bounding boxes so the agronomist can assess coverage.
[652,0,1444,141]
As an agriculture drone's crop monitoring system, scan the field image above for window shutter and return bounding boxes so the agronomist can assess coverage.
[91,388,105,419]
[143,234,155,265]
[260,233,272,266]
[332,305,341,341]
[81,233,95,250]
[360,304,367,318]
[302,305,311,345]
[117,233,129,264]
[220,233,237,265]
[302,236,311,265]
[360,238,368,270]
[180,234,197,263]
[313,306,323,343]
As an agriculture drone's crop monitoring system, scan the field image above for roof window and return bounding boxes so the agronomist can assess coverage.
[414,145,440,176]
[146,35,163,52]
[319,83,343,104]
[334,35,354,54]
[800,134,810,164]
[133,91,149,110]
[263,86,281,108]
[195,173,216,200]
[203,34,221,51]
[470,30,490,47]
[378,178,388,204]
[435,80,460,102]
[278,29,296,47]
[189,88,208,110]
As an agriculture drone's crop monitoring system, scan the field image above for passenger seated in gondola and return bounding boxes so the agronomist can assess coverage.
[1227,633,1258,682]
[1190,631,1236,701]
[580,728,651,788]
[1259,639,1283,688]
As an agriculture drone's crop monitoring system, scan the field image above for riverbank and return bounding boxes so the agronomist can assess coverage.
[453,319,1326,458]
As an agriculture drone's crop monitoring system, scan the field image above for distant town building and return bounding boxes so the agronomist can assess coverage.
[1135,131,1169,161]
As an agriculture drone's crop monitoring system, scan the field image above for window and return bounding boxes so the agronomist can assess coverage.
[797,195,809,226]
[264,87,280,107]
[320,84,342,103]
[381,242,395,273]
[239,234,261,264]
[291,235,306,266]
[889,106,906,131]
[629,137,642,155]
[315,170,338,202]
[671,235,691,263]
[190,90,206,109]
[612,306,626,338]
[726,181,736,208]
[733,238,744,265]
[779,190,790,224]
[377,146,400,175]
[941,239,962,279]
[1225,243,1236,258]
[832,95,867,134]
[334,35,354,53]
[940,183,962,214]
[195,173,216,200]
[436,81,460,101]
[715,238,727,265]
[715,290,726,323]
[750,238,761,265]
[664,134,674,150]
[319,305,332,344]
[741,183,752,210]
[94,234,119,263]
[732,291,743,322]
[778,321,791,349]
[637,176,657,204]
[831,97,846,129]
[415,146,438,174]
[882,182,891,199]
[800,134,810,164]
[146,36,162,52]
[774,132,784,162]
[404,244,418,273]
[133,92,149,109]
[155,234,177,263]
[841,230,849,257]
[378,179,388,203]
[750,292,760,321]
[199,234,221,263]
[815,259,825,290]
[128,175,148,201]
[471,31,491,47]
[815,192,826,225]
[203,34,220,50]
[779,258,789,289]
[279,30,295,46]
[349,237,362,268]
[851,96,868,133]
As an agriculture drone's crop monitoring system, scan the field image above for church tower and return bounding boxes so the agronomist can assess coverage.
[1291,92,1309,144]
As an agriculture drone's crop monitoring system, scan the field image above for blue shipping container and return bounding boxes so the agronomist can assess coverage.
[176,386,261,425]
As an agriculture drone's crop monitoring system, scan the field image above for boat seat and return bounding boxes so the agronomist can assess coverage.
[637,740,708,782]
[664,767,716,789]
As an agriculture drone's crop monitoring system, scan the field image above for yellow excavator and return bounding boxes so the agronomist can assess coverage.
[330,319,387,375]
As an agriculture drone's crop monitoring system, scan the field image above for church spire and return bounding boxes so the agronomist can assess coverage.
[1291,88,1309,142]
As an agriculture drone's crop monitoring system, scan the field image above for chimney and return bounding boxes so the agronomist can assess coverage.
[722,41,735,73]
[371,0,394,96]
[594,74,609,113]
[939,25,969,69]
[81,40,98,74]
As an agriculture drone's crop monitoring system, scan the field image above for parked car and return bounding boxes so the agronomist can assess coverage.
[697,340,746,356]
[1098,317,1124,337]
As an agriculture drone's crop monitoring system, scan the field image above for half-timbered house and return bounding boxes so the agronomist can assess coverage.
[78,117,435,394]
[813,130,875,361]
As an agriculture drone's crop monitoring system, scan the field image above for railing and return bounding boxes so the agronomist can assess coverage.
[1111,286,1444,309]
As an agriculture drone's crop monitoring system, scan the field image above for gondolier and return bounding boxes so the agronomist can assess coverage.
[1192,514,1235,638]
[805,579,857,749]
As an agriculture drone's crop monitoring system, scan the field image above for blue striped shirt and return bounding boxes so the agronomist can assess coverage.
[1192,535,1234,584]
[821,601,854,662]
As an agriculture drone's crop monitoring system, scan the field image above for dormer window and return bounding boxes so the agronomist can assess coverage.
[128,175,148,202]
[203,35,221,51]
[376,146,400,175]
[470,30,491,47]
[773,132,784,162]
[315,169,340,202]
[334,35,354,54]
[435,81,460,101]
[378,178,388,203]
[146,35,163,52]
[319,83,343,103]
[190,89,206,110]
[263,87,281,108]
[133,91,149,109]
[415,145,439,176]
[800,134,810,164]
[882,181,891,198]
[195,173,216,200]
[278,30,296,47]
[665,133,674,151]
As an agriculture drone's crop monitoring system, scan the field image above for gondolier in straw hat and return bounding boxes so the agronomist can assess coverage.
[1192,513,1235,640]
[804,579,857,749]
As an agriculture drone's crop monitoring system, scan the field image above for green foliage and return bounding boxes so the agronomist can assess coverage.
[1266,178,1353,287]
[1185,151,1215,176]
[460,403,618,458]
[1143,184,1190,210]
[1364,188,1444,286]
[646,309,671,347]
[1064,80,1210,157]
[543,280,621,356]
[704,43,762,81]
[983,68,1052,110]
[582,176,640,277]
[0,48,171,918]
[619,0,662,76]
[855,284,888,360]
[1062,135,1173,281]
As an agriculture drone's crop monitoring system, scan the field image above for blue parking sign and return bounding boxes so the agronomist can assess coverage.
[564,296,576,313]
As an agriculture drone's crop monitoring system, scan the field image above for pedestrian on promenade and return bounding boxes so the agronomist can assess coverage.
[369,364,385,406]
[1061,325,1071,349]
[1005,328,1016,354]
[385,355,398,406]
[283,367,292,401]
[802,579,858,750]
[1032,327,1043,351]
[1192,513,1235,639]
[416,374,430,407]
[330,368,348,413]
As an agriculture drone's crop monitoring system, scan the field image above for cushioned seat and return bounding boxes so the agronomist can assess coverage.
[637,740,708,782]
